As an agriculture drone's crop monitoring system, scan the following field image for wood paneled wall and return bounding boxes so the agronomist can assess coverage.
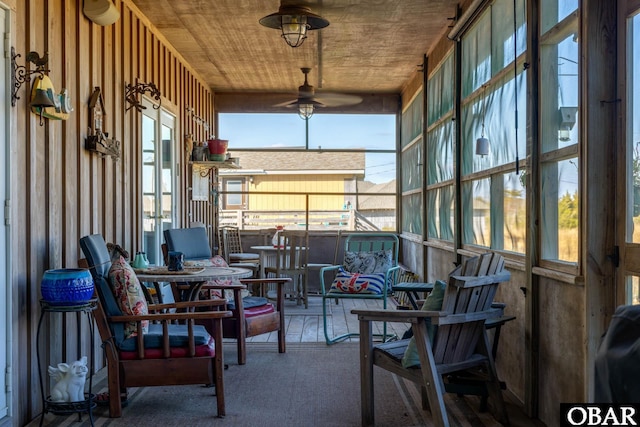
[10,1,215,423]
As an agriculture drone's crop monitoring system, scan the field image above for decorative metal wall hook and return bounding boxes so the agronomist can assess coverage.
[124,80,162,112]
[11,47,50,107]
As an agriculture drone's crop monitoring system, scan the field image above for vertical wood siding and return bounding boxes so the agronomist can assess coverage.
[10,1,215,423]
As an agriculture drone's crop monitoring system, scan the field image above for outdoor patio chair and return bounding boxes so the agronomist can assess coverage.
[264,230,309,307]
[79,234,231,418]
[163,227,287,365]
[259,227,278,245]
[218,225,260,276]
[352,252,511,427]
[319,232,400,345]
[306,230,342,300]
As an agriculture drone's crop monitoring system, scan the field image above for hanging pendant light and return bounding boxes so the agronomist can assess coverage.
[259,4,329,48]
[476,85,490,157]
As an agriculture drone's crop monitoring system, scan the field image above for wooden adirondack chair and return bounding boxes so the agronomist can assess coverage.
[352,252,511,427]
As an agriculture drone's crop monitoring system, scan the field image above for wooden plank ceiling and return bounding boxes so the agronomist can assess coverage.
[130,0,456,111]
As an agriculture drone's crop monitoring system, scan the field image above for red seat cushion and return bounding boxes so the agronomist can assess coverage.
[242,303,276,318]
[119,335,215,360]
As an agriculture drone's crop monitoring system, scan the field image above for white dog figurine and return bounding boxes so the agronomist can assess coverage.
[47,356,88,402]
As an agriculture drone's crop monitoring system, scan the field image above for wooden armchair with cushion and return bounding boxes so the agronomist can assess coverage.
[79,234,232,418]
[352,252,511,427]
[163,227,289,365]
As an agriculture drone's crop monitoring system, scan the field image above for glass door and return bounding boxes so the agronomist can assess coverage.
[620,1,640,305]
[141,98,176,265]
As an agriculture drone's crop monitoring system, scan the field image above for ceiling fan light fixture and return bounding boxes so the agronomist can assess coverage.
[273,68,362,120]
[259,5,329,48]
[298,103,314,120]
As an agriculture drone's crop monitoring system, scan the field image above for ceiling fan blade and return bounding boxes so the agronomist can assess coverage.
[313,92,363,107]
[273,99,299,108]
[272,69,362,109]
[273,98,327,108]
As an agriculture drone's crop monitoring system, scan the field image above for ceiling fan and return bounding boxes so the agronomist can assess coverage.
[275,67,363,120]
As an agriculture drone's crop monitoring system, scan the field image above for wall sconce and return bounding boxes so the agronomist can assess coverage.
[558,106,578,142]
[125,80,162,112]
[11,48,49,107]
[259,4,329,48]
[249,176,254,184]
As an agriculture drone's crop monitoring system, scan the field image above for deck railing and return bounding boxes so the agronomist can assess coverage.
[218,209,382,231]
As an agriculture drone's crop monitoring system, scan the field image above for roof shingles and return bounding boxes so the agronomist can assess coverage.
[228,150,365,172]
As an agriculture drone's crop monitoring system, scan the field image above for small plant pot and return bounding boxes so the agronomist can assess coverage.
[208,139,228,155]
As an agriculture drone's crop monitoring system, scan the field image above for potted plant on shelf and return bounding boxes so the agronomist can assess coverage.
[207,138,228,161]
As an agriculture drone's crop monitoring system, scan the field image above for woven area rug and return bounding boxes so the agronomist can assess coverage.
[35,343,424,427]
[32,342,528,427]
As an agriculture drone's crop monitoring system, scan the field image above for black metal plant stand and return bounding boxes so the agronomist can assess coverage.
[36,299,97,427]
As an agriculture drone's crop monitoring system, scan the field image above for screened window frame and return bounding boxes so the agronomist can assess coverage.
[401,89,425,237]
[425,51,456,244]
[537,7,580,274]
[458,0,528,258]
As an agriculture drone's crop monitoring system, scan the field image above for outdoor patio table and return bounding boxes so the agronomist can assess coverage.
[135,266,254,303]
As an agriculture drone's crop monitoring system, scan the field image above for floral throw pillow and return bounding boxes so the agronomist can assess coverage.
[184,254,228,268]
[210,255,228,267]
[343,249,393,274]
[329,267,386,294]
[201,277,248,301]
[108,255,149,339]
[186,255,249,300]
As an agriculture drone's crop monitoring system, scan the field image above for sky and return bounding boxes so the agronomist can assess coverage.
[218,113,397,184]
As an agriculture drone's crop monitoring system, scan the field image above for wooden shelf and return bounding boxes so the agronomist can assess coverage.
[189,160,241,169]
[190,160,241,180]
